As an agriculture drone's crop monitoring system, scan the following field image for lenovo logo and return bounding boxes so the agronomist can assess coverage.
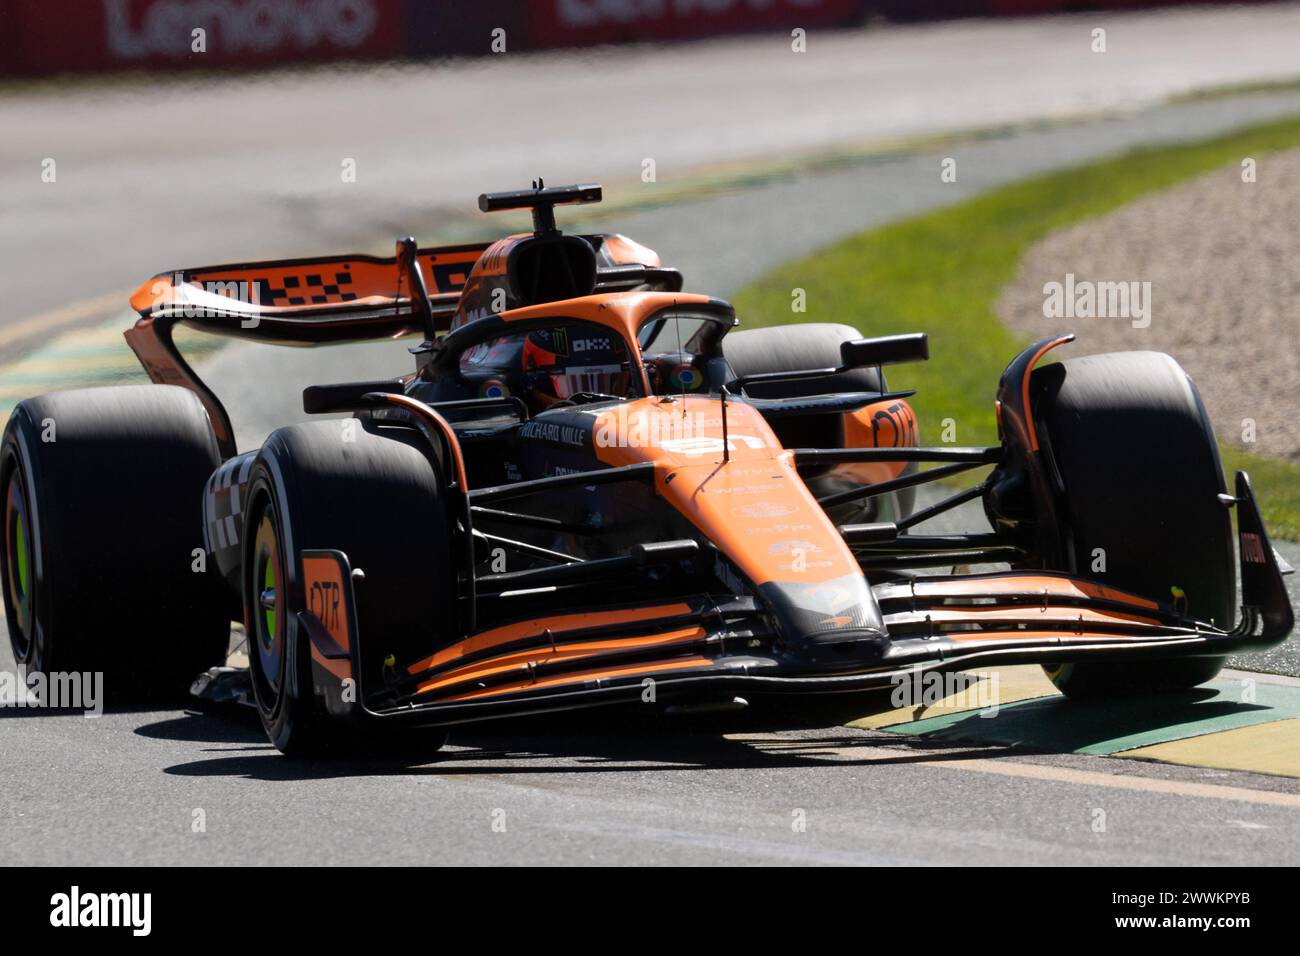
[104,0,379,58]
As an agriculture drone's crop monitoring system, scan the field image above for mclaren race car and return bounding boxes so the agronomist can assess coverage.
[2,182,1292,755]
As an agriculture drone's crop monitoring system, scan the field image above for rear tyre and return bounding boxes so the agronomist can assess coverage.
[1033,352,1232,698]
[244,420,455,756]
[724,323,915,519]
[0,386,230,700]
[723,323,884,398]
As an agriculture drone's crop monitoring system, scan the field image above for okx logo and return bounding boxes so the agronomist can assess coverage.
[49,886,151,936]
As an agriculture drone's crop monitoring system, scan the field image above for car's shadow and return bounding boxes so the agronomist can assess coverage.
[142,679,1282,782]
[160,730,1001,782]
[134,708,270,745]
[146,703,1007,781]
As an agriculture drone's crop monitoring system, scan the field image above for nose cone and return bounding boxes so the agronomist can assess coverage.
[594,396,886,665]
[759,574,888,668]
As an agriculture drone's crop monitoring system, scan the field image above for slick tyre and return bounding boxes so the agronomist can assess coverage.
[1,386,231,701]
[1032,351,1232,698]
[723,322,885,397]
[723,323,915,519]
[243,420,455,756]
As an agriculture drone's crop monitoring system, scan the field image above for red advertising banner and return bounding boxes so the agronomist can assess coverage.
[0,1,1277,76]
[0,0,408,75]
[526,0,864,48]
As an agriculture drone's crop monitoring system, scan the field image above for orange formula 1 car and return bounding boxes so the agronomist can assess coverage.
[2,183,1292,754]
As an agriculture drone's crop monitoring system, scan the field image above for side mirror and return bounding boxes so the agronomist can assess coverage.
[840,333,929,368]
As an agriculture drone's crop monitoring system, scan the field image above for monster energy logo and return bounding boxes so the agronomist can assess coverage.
[544,327,570,354]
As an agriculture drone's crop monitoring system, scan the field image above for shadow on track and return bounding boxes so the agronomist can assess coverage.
[134,708,268,745]
[141,682,1279,782]
[158,733,1013,782]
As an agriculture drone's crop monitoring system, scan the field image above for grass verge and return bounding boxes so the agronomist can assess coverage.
[731,114,1300,540]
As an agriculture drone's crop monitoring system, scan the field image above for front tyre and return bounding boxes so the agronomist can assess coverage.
[243,420,455,756]
[1033,351,1232,698]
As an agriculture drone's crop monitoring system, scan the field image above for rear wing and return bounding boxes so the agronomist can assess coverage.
[128,236,680,345]
[124,239,492,459]
[123,234,681,459]
[128,241,488,345]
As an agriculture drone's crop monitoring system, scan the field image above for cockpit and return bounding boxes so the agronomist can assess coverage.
[454,305,735,415]
[458,319,643,414]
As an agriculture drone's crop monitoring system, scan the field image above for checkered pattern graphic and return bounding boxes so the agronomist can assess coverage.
[203,452,256,554]
[259,270,358,307]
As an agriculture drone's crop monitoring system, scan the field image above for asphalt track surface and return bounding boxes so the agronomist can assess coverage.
[3,9,1300,865]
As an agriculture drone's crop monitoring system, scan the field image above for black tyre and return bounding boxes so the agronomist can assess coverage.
[723,323,884,398]
[243,419,455,756]
[1033,351,1232,698]
[724,323,914,519]
[1,385,230,699]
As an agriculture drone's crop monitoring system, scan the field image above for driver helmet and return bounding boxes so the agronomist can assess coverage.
[520,326,631,412]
